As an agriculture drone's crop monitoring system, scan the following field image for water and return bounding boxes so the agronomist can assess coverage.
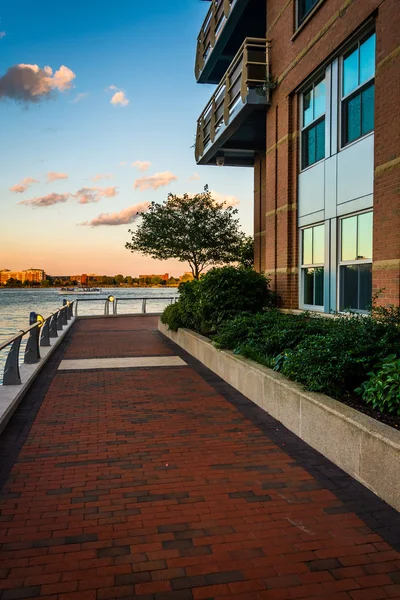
[0,288,178,382]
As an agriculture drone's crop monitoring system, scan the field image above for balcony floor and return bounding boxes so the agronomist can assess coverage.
[0,316,399,600]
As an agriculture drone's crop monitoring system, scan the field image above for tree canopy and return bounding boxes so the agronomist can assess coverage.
[125,188,251,279]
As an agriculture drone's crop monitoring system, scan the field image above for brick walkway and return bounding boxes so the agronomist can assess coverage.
[0,316,399,600]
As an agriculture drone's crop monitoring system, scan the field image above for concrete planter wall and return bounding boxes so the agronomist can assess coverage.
[159,321,400,512]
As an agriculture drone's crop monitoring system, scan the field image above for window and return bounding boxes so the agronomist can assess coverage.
[342,33,375,146]
[339,212,373,311]
[301,224,324,307]
[297,0,320,25]
[301,78,326,169]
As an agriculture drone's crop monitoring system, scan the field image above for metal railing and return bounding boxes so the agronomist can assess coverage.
[0,301,74,386]
[195,38,271,162]
[195,0,236,79]
[74,296,177,316]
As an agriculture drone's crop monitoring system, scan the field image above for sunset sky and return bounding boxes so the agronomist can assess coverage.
[0,0,253,277]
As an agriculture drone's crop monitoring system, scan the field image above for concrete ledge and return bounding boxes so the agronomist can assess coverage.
[0,318,75,434]
[159,321,400,512]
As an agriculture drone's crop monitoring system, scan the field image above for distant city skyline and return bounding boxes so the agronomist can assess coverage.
[1,0,253,275]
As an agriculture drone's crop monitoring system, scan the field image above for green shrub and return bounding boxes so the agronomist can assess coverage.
[356,355,400,415]
[281,314,400,398]
[160,303,184,332]
[161,267,274,335]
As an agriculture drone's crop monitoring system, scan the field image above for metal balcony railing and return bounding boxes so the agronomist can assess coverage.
[195,0,236,80]
[195,38,271,163]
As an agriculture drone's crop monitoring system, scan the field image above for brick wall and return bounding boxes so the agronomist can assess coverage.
[257,0,400,308]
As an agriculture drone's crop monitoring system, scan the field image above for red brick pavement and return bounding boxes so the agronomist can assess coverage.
[0,317,399,600]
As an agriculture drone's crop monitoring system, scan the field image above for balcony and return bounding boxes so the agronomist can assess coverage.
[195,38,271,167]
[195,0,266,84]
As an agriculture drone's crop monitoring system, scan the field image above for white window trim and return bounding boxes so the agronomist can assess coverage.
[300,75,328,172]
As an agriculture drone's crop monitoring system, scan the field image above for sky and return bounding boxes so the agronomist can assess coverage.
[0,0,253,277]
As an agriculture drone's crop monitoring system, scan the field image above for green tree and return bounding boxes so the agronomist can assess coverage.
[126,188,246,279]
[115,274,124,285]
[238,236,254,269]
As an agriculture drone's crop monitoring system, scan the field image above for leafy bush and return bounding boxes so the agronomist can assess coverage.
[160,303,184,332]
[162,267,275,335]
[281,314,400,398]
[356,355,400,415]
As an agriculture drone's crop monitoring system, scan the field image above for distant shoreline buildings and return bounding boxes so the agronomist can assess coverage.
[0,269,45,285]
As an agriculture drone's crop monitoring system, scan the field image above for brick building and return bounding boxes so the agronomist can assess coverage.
[194,0,399,312]
[0,268,45,284]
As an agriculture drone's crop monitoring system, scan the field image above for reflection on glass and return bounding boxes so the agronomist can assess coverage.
[303,228,313,265]
[314,79,326,119]
[342,216,357,261]
[315,120,325,162]
[343,47,359,96]
[303,87,313,127]
[313,224,324,264]
[304,268,314,305]
[314,267,324,306]
[360,34,376,84]
[340,265,358,310]
[362,85,374,135]
[357,212,373,259]
[304,126,315,167]
[359,264,372,310]
[346,94,361,143]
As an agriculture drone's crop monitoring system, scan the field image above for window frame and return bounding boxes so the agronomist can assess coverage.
[340,32,376,149]
[300,223,325,311]
[337,210,373,313]
[297,0,321,28]
[300,76,327,171]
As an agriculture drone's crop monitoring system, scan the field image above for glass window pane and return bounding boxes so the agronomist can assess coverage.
[299,0,318,23]
[357,212,373,259]
[340,265,358,310]
[346,93,361,143]
[315,119,325,162]
[360,33,376,84]
[303,268,314,305]
[343,46,359,96]
[303,87,313,127]
[302,228,313,265]
[341,216,357,261]
[361,84,374,135]
[313,224,324,264]
[314,267,324,306]
[314,79,326,119]
[303,126,316,168]
[359,264,372,310]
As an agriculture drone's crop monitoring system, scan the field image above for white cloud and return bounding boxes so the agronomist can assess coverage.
[132,160,151,172]
[0,32,6,39]
[0,63,75,103]
[210,190,240,207]
[19,193,70,207]
[134,171,178,191]
[72,92,88,103]
[74,186,119,204]
[107,85,129,107]
[80,202,150,227]
[47,171,68,182]
[9,177,39,193]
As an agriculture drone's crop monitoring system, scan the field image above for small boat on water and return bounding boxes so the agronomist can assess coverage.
[58,287,103,295]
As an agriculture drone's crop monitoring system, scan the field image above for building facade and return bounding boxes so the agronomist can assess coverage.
[0,269,45,284]
[194,0,399,312]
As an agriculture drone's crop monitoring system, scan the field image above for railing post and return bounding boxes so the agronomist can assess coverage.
[49,315,58,338]
[67,301,73,319]
[240,43,249,102]
[56,311,63,331]
[24,326,41,364]
[75,300,79,317]
[3,336,22,385]
[40,318,51,347]
[104,300,109,316]
[223,0,231,18]
[210,98,217,143]
[142,299,147,314]
[114,299,118,315]
[223,73,230,124]
[210,0,216,47]
[61,302,68,325]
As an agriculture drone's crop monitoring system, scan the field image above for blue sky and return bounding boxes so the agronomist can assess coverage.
[0,0,253,276]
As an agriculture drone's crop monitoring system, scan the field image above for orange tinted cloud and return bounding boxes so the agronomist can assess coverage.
[134,171,178,191]
[92,174,113,182]
[19,193,70,207]
[74,186,119,204]
[81,202,150,227]
[210,190,240,207]
[132,161,151,172]
[47,171,68,182]
[188,172,200,181]
[9,177,39,193]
